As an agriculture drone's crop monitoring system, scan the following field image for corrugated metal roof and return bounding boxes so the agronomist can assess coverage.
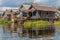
[34,6,56,12]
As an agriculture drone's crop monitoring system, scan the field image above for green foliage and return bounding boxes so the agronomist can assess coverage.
[57,7,60,11]
[0,19,12,24]
[54,21,60,26]
[24,20,50,29]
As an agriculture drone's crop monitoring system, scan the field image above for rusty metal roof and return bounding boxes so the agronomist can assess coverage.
[20,3,57,12]
[34,6,56,12]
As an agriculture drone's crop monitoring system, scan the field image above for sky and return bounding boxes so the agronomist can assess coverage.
[0,0,60,11]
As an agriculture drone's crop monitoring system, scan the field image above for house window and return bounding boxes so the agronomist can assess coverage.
[33,11,37,16]
[46,12,53,18]
[47,12,48,15]
[46,12,49,18]
[20,12,25,16]
[7,14,11,20]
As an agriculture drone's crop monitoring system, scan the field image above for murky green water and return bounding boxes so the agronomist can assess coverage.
[0,24,59,40]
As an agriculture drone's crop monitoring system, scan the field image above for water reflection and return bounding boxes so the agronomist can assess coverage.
[0,23,56,40]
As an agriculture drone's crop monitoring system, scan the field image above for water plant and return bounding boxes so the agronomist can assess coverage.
[54,21,60,26]
[0,19,13,24]
[24,20,50,29]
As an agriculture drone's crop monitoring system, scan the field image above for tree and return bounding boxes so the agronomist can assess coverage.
[57,7,60,11]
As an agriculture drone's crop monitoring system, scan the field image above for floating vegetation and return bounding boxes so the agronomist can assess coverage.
[24,20,51,29]
[54,21,60,26]
[0,19,13,24]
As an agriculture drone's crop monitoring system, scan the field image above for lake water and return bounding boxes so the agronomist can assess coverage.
[0,24,59,40]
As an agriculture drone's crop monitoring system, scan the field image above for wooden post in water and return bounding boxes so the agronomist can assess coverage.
[36,29,38,37]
